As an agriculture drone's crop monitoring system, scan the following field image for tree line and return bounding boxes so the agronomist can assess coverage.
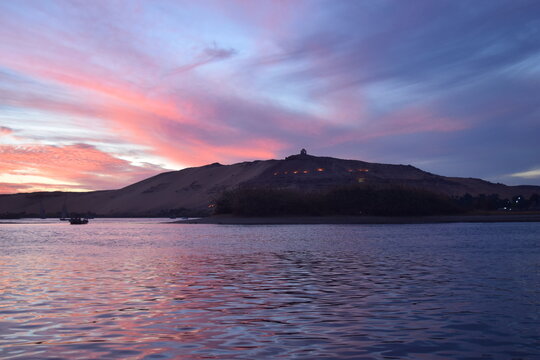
[214,186,540,217]
[454,193,540,211]
[215,186,461,217]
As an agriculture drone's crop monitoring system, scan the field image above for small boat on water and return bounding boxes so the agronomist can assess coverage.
[69,217,89,225]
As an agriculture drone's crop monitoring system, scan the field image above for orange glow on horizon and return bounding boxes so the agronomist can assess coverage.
[0,144,163,193]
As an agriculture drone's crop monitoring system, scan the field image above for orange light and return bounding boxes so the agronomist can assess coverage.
[358,168,369,172]
[303,170,309,174]
[293,170,299,174]
[316,168,324,172]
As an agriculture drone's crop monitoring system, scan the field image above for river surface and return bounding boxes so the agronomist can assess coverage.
[0,219,539,359]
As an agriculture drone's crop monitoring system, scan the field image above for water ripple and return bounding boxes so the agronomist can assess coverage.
[0,220,539,359]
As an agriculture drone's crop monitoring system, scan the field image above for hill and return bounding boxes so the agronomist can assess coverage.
[1,150,539,217]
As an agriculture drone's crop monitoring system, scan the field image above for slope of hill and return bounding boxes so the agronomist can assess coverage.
[1,151,538,217]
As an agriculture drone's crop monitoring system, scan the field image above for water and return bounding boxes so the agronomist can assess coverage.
[1,219,539,359]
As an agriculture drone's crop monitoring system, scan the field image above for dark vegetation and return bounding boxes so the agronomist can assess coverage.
[0,212,27,219]
[157,207,208,218]
[1,190,538,219]
[214,186,540,217]
[454,193,540,212]
[215,186,461,217]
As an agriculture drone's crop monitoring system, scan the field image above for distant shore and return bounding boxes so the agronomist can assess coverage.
[174,213,540,225]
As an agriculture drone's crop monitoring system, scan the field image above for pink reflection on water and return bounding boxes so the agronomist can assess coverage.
[1,221,539,359]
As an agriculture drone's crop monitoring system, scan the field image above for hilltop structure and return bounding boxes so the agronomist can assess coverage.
[286,148,309,160]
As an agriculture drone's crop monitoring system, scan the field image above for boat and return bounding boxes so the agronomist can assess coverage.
[69,217,89,225]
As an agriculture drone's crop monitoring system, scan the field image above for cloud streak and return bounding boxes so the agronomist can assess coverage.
[0,126,13,136]
[170,44,237,75]
[510,168,540,179]
[0,144,165,193]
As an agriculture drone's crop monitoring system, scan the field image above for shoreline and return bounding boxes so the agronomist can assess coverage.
[175,213,540,225]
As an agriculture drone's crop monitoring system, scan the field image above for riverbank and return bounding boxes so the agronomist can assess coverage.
[175,213,540,225]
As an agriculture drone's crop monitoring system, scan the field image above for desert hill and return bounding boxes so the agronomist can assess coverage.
[1,151,539,217]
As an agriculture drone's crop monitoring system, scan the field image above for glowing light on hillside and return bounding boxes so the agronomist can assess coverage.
[347,168,369,173]
[270,167,371,178]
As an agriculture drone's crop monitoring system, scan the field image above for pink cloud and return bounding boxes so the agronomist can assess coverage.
[372,107,467,135]
[0,144,165,194]
[0,17,290,168]
[0,2,310,174]
[0,182,86,194]
[0,126,13,136]
[329,107,467,145]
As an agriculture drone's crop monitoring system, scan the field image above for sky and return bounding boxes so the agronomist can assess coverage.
[1,0,539,193]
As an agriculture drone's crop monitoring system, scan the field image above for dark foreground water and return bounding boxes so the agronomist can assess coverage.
[0,219,539,359]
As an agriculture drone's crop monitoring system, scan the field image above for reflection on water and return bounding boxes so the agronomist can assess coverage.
[1,220,539,359]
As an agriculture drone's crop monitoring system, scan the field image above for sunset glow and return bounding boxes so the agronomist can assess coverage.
[1,0,539,193]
